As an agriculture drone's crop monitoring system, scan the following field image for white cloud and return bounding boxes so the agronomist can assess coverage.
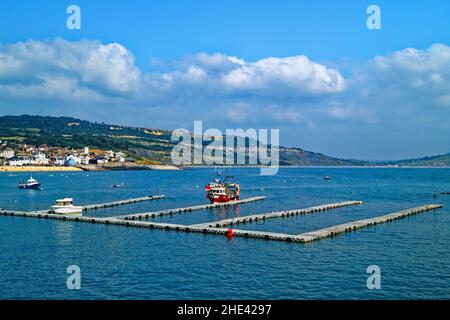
[372,43,450,107]
[222,55,345,94]
[0,38,141,101]
[81,42,141,95]
[147,53,346,98]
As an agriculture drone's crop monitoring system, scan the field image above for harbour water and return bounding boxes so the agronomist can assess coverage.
[1,167,450,299]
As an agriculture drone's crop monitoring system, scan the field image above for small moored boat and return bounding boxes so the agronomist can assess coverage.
[51,198,83,216]
[19,176,41,190]
[112,183,128,188]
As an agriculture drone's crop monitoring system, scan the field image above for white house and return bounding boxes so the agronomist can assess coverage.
[30,153,49,165]
[80,155,91,165]
[96,156,109,164]
[53,157,65,166]
[8,156,30,166]
[114,152,126,163]
[0,150,15,159]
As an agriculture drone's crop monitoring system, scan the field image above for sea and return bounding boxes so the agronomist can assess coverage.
[1,167,450,299]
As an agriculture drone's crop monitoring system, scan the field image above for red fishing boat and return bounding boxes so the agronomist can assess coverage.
[205,176,240,203]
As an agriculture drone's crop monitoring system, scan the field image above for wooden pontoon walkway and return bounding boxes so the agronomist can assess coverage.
[192,200,363,228]
[82,195,165,211]
[295,204,442,243]
[116,196,266,220]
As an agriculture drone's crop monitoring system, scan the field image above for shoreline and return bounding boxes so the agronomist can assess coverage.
[0,164,181,172]
[78,164,181,171]
[0,166,83,172]
[2,164,448,173]
[185,165,450,169]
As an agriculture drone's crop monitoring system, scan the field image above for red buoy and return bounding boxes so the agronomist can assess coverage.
[226,228,233,238]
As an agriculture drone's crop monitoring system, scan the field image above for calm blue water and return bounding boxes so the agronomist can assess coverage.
[1,167,450,299]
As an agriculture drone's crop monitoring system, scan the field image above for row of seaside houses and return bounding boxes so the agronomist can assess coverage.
[0,146,128,166]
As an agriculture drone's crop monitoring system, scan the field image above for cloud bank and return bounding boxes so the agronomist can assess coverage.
[0,39,345,104]
[146,53,346,98]
[372,44,450,107]
[0,39,140,101]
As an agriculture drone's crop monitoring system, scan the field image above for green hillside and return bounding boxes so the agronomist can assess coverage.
[0,115,369,166]
[392,153,450,167]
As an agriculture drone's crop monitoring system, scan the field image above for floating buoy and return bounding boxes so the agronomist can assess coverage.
[226,228,234,239]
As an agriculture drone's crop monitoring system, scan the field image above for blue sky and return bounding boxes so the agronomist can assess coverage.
[3,1,450,64]
[1,0,450,160]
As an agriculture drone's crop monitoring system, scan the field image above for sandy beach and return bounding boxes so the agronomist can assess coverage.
[0,166,83,172]
[0,164,181,172]
[77,163,181,171]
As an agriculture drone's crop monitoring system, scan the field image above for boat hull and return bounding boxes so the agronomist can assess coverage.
[19,183,41,190]
[209,195,239,203]
[51,206,83,216]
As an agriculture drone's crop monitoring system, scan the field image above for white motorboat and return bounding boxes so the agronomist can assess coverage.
[51,198,83,216]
